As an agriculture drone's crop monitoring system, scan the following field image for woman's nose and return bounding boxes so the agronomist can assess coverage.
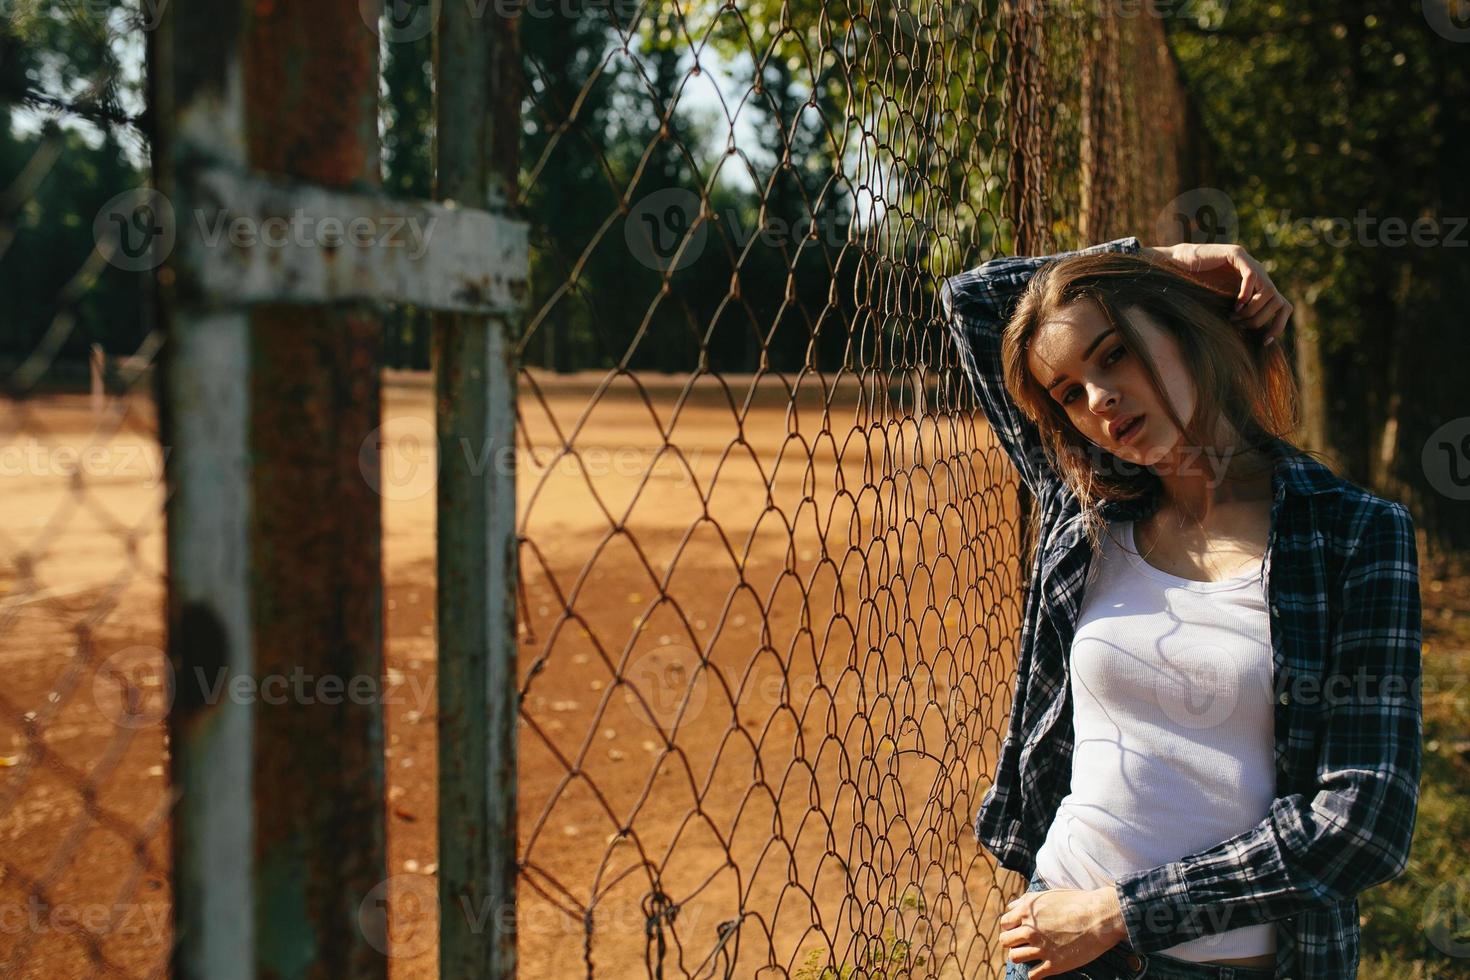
[1087,384,1118,414]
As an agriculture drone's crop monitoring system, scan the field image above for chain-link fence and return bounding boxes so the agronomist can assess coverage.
[498,0,1203,976]
[1,4,172,977]
[1,0,1202,976]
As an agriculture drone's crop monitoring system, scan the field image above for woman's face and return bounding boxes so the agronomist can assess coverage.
[1026,298,1195,465]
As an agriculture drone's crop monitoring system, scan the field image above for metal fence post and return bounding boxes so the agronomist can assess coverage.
[152,3,255,978]
[434,4,524,977]
[156,1,390,977]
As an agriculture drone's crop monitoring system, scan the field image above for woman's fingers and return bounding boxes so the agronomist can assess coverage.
[1236,276,1277,320]
[1206,246,1292,346]
[1024,958,1054,979]
[1230,252,1263,312]
[1267,301,1292,344]
[1241,292,1286,330]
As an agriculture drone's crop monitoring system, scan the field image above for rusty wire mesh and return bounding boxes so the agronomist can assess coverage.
[0,4,172,977]
[500,1,1201,978]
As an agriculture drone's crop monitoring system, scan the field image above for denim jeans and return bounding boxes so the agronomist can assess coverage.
[1002,869,1276,980]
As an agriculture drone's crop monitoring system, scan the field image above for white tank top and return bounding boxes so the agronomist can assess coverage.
[1032,519,1278,963]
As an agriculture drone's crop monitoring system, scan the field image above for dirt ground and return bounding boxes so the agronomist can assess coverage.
[0,370,1026,979]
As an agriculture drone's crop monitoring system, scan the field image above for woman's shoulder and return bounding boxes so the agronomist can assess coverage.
[1317,478,1414,545]
[1276,443,1413,537]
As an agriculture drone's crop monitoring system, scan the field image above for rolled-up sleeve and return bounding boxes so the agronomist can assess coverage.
[1113,500,1423,952]
[940,236,1142,498]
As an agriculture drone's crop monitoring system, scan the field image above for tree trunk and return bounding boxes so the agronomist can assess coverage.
[1290,294,1327,455]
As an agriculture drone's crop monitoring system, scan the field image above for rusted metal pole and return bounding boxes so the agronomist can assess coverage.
[434,3,525,977]
[238,3,389,978]
[152,2,255,978]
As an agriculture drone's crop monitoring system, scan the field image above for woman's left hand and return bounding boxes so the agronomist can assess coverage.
[1145,242,1292,347]
[998,886,1123,979]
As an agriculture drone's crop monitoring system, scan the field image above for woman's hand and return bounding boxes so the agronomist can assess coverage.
[998,886,1126,979]
[1143,243,1292,347]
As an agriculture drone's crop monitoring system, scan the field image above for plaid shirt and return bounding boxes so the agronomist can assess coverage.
[940,237,1423,979]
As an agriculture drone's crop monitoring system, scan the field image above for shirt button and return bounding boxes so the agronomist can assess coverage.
[1270,602,1279,615]
[1279,691,1291,705]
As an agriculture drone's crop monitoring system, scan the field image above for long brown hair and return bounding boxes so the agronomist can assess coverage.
[1000,248,1330,571]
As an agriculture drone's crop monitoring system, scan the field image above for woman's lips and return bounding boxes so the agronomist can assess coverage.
[1117,414,1145,444]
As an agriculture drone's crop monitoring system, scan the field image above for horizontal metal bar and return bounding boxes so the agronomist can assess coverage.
[178,165,529,315]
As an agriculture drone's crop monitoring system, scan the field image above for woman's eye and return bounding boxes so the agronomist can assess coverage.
[1061,347,1126,406]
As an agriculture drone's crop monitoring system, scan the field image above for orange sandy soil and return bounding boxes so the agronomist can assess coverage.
[0,369,1034,979]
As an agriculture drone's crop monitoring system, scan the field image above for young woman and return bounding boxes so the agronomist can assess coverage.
[941,238,1423,980]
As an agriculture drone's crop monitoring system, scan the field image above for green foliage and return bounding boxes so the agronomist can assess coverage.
[1,2,147,377]
[1353,595,1470,976]
[1164,1,1470,352]
[793,929,923,980]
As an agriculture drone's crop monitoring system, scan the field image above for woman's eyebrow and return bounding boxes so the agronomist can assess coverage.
[1045,327,1117,392]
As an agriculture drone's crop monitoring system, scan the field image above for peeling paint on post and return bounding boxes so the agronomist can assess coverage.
[153,2,255,978]
[434,2,525,977]
[157,1,390,978]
